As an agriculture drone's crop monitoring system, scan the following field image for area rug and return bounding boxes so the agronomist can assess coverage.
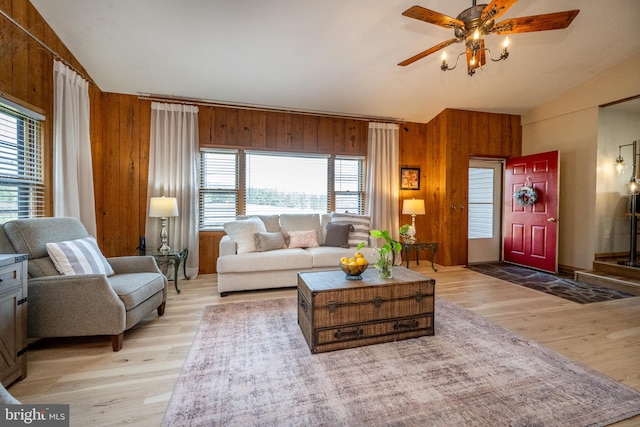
[466,262,635,304]
[162,297,640,427]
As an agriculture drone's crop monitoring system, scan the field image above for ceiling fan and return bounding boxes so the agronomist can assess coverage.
[398,0,579,76]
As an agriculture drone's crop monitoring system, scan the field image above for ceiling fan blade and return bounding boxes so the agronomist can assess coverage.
[482,0,519,21]
[398,38,460,67]
[492,10,580,34]
[402,5,464,29]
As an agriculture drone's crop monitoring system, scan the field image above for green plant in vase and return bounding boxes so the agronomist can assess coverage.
[358,229,402,279]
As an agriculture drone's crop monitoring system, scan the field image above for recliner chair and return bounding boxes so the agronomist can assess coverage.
[2,217,167,351]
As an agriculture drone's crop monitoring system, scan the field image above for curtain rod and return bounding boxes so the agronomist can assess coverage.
[138,93,405,124]
[0,7,94,85]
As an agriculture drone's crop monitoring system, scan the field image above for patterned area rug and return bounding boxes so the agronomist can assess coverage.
[162,298,640,426]
[466,262,635,304]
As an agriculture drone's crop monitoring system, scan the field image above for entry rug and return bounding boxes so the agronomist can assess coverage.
[466,262,635,304]
[162,297,640,426]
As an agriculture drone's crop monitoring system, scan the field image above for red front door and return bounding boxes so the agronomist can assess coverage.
[504,151,559,273]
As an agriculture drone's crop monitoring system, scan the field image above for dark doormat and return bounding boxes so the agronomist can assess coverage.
[466,262,636,304]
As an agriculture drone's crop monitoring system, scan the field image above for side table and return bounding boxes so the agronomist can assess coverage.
[145,248,190,293]
[402,242,439,271]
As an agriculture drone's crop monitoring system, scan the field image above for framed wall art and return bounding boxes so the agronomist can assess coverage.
[400,167,420,190]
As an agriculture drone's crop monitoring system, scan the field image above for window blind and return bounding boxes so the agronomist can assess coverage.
[199,148,238,229]
[0,100,45,222]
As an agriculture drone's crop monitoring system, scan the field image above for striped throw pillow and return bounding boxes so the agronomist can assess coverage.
[46,236,114,276]
[330,213,371,247]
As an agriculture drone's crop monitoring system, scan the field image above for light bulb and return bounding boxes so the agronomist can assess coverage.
[615,156,627,175]
[474,29,480,40]
[441,51,447,61]
[503,37,509,48]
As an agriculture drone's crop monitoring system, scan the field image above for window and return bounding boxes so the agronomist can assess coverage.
[199,149,238,229]
[199,149,365,229]
[0,100,45,222]
[245,151,329,215]
[334,156,365,213]
[468,167,494,239]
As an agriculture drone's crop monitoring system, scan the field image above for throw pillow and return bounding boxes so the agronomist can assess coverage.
[330,213,371,247]
[46,236,115,276]
[223,217,267,253]
[254,232,286,252]
[324,222,353,248]
[280,214,322,245]
[287,230,319,249]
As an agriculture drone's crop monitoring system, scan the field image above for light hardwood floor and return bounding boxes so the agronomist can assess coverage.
[6,265,640,426]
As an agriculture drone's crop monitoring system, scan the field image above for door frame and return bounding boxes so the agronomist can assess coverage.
[468,158,504,264]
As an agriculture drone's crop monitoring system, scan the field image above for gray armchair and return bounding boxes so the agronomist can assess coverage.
[2,217,167,351]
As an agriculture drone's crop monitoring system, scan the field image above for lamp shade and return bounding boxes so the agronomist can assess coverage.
[402,199,425,215]
[149,197,179,218]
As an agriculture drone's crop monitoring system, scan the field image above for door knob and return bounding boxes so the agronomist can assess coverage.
[548,218,558,223]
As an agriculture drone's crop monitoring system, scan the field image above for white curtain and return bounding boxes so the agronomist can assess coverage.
[53,61,96,236]
[146,102,199,279]
[365,122,400,239]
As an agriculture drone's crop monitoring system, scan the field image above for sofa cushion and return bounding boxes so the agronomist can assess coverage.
[324,222,353,248]
[217,248,313,273]
[46,236,115,276]
[237,215,281,233]
[287,230,319,248]
[108,272,166,311]
[254,232,286,252]
[330,213,371,247]
[223,217,267,253]
[280,214,322,244]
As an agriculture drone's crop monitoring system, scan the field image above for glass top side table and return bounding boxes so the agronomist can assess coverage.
[401,242,439,271]
[144,248,189,293]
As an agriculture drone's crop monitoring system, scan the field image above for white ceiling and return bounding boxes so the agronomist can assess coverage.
[30,0,640,123]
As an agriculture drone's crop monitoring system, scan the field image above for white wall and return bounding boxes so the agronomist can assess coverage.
[521,53,640,270]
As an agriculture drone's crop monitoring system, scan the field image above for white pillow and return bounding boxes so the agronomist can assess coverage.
[330,213,371,247]
[223,217,267,253]
[46,236,114,276]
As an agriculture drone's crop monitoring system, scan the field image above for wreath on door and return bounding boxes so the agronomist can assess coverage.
[513,186,538,206]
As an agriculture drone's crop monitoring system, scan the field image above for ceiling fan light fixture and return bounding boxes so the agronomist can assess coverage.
[399,2,580,77]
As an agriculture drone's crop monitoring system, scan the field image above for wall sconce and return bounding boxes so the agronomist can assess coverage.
[149,196,179,252]
[613,141,639,267]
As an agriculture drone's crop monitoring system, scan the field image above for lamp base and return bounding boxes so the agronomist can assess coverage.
[158,217,171,252]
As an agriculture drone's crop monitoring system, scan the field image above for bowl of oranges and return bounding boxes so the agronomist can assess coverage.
[339,252,368,280]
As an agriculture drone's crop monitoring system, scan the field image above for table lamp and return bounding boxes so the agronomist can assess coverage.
[402,198,425,238]
[149,196,179,252]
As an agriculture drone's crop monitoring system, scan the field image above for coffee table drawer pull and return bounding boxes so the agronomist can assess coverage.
[373,296,382,308]
[393,320,419,330]
[334,327,364,340]
[299,297,309,314]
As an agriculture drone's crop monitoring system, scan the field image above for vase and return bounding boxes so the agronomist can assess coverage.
[377,257,393,279]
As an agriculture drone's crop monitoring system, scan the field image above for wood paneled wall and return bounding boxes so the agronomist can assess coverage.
[197,106,370,273]
[425,109,521,265]
[3,1,522,271]
[0,0,93,217]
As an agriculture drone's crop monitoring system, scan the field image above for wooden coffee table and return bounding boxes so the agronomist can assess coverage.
[297,266,435,353]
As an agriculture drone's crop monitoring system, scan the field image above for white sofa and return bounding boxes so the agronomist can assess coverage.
[217,213,380,296]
